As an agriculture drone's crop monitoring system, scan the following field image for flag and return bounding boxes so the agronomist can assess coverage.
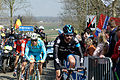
[15,19,22,29]
[95,14,120,36]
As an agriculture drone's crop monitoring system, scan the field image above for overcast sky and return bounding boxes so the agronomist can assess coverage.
[29,0,63,17]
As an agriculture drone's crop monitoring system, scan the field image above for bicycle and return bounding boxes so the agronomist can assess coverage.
[24,59,41,80]
[26,56,42,80]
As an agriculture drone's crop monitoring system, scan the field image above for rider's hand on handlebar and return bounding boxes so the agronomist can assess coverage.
[21,53,24,57]
[30,60,35,63]
[40,60,45,63]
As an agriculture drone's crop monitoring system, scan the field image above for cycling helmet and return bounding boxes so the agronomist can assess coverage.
[11,27,15,32]
[17,34,22,39]
[26,32,31,38]
[39,26,44,30]
[63,25,74,35]
[31,33,38,40]
[1,33,6,39]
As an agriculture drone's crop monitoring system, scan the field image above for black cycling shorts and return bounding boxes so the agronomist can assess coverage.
[54,54,80,71]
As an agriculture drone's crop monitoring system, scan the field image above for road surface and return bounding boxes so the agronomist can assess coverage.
[0,60,56,80]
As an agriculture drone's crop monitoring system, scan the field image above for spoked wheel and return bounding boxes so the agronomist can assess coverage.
[24,68,30,80]
[32,70,41,80]
[17,63,21,80]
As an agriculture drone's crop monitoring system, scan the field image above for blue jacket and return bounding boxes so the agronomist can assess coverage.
[25,39,47,61]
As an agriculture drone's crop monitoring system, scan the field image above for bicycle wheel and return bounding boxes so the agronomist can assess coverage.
[32,69,36,80]
[36,69,41,80]
[24,65,30,80]
[17,62,21,80]
[32,69,41,80]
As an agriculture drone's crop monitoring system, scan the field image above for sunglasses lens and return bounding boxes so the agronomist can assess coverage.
[66,35,73,37]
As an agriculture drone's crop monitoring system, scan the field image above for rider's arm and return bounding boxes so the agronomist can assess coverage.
[25,42,30,61]
[39,40,47,61]
[53,37,60,64]
[13,41,16,52]
[21,40,26,56]
[74,38,83,58]
[74,38,84,65]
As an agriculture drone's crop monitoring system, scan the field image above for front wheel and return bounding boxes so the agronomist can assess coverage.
[33,70,41,80]
[37,70,41,80]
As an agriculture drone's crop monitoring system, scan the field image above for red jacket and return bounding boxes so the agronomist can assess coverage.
[111,40,120,61]
[14,40,22,54]
[21,38,29,56]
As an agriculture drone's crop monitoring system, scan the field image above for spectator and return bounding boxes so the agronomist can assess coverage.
[111,26,120,80]
[107,20,117,57]
[84,38,96,56]
[93,32,108,58]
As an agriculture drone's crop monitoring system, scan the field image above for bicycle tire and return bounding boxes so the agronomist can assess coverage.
[32,69,36,80]
[24,64,30,80]
[37,69,41,80]
[17,62,21,80]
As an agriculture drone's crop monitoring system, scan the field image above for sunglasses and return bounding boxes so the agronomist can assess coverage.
[65,35,73,37]
[31,39,37,42]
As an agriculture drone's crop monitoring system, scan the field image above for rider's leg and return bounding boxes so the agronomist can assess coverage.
[13,55,19,76]
[14,55,19,69]
[29,62,34,75]
[29,55,35,80]
[21,61,27,79]
[38,63,43,75]
[56,70,61,80]
[21,61,27,74]
[68,55,75,68]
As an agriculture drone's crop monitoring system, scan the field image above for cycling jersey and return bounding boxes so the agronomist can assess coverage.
[14,40,22,53]
[25,39,47,61]
[21,39,29,56]
[54,34,83,66]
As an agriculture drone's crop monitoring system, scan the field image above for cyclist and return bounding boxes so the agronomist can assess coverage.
[13,34,23,77]
[20,32,31,80]
[38,26,45,40]
[25,33,47,79]
[53,25,83,80]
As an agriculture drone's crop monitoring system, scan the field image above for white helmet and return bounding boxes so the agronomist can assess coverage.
[31,33,38,40]
[26,32,32,38]
[39,26,44,30]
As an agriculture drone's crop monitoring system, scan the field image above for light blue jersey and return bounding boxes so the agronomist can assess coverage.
[25,39,47,61]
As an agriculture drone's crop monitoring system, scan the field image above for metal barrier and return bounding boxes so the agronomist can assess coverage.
[84,57,113,80]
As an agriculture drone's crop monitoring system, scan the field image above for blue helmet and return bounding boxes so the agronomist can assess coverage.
[63,25,74,35]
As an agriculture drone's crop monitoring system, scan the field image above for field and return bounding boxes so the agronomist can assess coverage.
[43,23,63,41]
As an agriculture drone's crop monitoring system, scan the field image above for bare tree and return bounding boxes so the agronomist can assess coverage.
[60,0,120,33]
[2,0,30,27]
